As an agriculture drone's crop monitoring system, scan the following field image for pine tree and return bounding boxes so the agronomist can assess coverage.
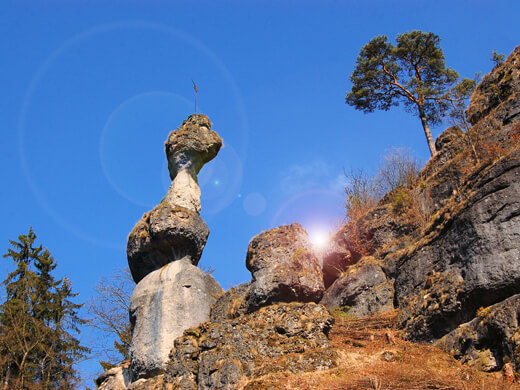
[346,31,459,157]
[0,228,89,389]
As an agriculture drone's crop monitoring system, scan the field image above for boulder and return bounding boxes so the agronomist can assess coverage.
[436,294,520,372]
[127,203,209,284]
[165,302,336,390]
[245,224,325,311]
[320,258,394,316]
[129,259,223,380]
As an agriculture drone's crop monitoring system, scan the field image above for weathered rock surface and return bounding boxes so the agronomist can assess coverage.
[320,236,356,289]
[245,224,325,311]
[96,366,131,390]
[127,203,209,284]
[164,115,222,214]
[165,302,336,390]
[396,149,520,340]
[321,258,394,316]
[165,114,222,181]
[467,46,520,126]
[437,294,520,372]
[209,282,251,322]
[129,259,223,380]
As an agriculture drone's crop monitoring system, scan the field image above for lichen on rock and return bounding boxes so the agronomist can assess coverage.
[245,223,325,311]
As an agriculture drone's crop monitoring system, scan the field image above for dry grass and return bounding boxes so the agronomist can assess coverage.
[247,310,519,389]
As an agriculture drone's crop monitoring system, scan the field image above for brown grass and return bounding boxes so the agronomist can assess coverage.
[246,311,519,389]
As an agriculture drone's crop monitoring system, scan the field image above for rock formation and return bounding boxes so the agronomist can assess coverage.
[320,257,394,316]
[245,223,325,311]
[166,302,336,389]
[129,259,223,380]
[127,115,222,284]
[125,114,224,381]
[437,294,520,372]
[97,46,520,389]
[319,45,520,373]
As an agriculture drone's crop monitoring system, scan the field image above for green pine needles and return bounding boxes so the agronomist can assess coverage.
[346,31,463,157]
[0,228,89,389]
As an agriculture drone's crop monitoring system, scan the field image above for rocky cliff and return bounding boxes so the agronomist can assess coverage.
[97,45,520,389]
[321,45,520,374]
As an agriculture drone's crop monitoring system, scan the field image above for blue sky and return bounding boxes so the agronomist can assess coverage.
[1,0,519,385]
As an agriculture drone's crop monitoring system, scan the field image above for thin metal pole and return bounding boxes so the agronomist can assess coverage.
[192,80,198,113]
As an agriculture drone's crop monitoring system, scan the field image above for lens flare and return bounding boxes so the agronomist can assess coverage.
[308,228,330,249]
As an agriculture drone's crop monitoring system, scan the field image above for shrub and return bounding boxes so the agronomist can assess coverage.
[376,147,421,194]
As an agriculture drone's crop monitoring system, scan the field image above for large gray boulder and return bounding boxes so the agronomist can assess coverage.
[320,258,394,316]
[127,203,209,284]
[245,223,325,311]
[129,259,223,380]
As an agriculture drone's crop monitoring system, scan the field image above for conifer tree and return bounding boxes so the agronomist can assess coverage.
[0,228,89,389]
[346,31,459,157]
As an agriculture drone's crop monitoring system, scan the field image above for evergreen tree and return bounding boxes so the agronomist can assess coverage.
[0,228,89,389]
[346,31,459,157]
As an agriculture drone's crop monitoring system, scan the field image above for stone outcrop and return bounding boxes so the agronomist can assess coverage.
[320,258,394,316]
[127,203,209,284]
[127,115,221,284]
[165,302,336,389]
[396,149,520,340]
[96,366,131,390]
[98,46,520,389]
[437,294,520,372]
[314,45,520,374]
[245,223,325,311]
[209,282,251,322]
[164,114,222,213]
[129,259,223,380]
[116,114,224,384]
[467,46,520,126]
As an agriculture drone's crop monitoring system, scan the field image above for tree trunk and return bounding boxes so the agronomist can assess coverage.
[418,104,437,157]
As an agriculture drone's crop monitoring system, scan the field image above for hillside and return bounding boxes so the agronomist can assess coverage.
[97,45,520,390]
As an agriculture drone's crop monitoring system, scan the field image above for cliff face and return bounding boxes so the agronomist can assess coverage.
[97,46,520,389]
[321,44,520,373]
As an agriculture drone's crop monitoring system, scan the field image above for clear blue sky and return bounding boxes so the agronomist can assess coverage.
[1,0,519,385]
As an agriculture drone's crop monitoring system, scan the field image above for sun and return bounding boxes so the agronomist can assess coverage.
[308,228,330,249]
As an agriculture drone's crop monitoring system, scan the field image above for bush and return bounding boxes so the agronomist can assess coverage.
[344,148,421,221]
[376,147,421,194]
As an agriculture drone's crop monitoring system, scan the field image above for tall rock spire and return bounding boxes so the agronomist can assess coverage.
[126,114,223,381]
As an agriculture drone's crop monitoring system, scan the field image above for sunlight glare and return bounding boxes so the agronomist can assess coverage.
[308,228,330,249]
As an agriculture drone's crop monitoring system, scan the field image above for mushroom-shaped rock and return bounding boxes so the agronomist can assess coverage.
[245,223,325,311]
[129,259,223,380]
[127,202,209,284]
[163,114,222,213]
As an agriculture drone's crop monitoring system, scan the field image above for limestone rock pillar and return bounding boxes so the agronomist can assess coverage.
[126,114,223,381]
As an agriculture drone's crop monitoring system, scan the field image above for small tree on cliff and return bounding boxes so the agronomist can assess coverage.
[346,31,459,157]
